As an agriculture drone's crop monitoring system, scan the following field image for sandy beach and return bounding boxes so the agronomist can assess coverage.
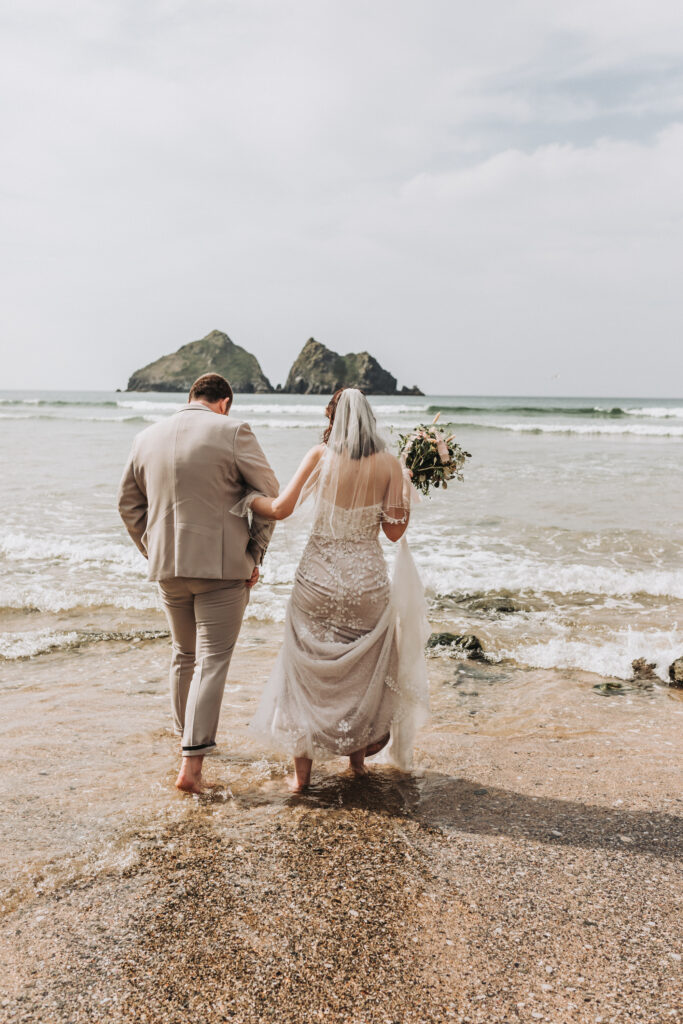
[4,0,683,1011]
[2,391,683,1022]
[2,624,681,1024]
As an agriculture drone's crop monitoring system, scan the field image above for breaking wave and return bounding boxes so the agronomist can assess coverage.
[0,627,169,661]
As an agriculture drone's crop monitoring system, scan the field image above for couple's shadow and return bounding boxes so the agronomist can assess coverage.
[232,763,682,861]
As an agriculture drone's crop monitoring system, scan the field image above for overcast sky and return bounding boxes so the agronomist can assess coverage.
[1,0,682,395]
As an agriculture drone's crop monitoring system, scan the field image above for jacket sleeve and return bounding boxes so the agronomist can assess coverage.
[233,422,280,565]
[117,446,148,558]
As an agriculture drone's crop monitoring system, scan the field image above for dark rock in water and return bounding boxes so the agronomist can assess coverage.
[283,337,423,396]
[593,679,631,696]
[631,658,658,682]
[399,384,425,396]
[668,656,683,688]
[465,596,520,615]
[127,330,274,393]
[427,632,486,660]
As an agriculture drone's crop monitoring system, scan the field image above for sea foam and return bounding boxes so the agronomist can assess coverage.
[0,532,143,571]
[420,551,683,601]
[446,419,683,438]
[496,627,683,682]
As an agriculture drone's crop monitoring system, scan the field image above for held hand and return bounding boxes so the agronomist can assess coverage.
[245,566,260,589]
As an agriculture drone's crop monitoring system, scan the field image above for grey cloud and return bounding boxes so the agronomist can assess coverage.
[1,0,683,394]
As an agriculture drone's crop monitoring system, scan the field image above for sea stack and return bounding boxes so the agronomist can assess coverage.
[126,330,274,393]
[282,338,423,396]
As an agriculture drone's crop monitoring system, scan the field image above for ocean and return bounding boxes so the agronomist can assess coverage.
[1,390,682,680]
[2,388,682,922]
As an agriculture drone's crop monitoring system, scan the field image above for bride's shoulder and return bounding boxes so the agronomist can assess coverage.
[296,444,326,476]
[305,443,326,464]
[375,448,401,472]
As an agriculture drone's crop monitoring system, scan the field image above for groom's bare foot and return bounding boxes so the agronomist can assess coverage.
[175,755,205,794]
[286,775,308,793]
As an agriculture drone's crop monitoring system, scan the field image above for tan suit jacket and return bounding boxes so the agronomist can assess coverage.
[117,403,279,581]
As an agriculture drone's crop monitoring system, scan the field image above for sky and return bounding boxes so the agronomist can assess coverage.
[1,0,683,396]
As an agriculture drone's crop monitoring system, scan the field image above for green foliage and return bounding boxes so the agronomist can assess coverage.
[397,418,471,497]
[127,330,273,393]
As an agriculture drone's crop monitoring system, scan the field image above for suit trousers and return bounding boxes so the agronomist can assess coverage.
[158,578,249,757]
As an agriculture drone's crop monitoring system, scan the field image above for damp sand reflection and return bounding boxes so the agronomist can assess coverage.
[1,628,682,1023]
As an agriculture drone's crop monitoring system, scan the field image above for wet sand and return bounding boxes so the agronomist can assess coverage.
[1,629,682,1024]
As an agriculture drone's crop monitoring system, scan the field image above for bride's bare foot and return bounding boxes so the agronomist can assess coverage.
[349,749,368,776]
[287,775,308,793]
[365,732,390,758]
[175,755,205,794]
[288,756,312,793]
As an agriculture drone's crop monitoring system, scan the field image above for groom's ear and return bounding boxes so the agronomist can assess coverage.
[222,397,232,416]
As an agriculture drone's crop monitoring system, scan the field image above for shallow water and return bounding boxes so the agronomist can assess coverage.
[2,622,681,917]
[2,389,683,679]
[2,389,683,913]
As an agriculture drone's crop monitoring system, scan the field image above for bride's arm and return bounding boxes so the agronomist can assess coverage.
[250,445,325,521]
[381,455,411,542]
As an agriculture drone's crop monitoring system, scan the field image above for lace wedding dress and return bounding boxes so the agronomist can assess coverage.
[250,476,430,770]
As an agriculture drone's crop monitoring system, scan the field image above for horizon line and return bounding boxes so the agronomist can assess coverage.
[1,387,682,402]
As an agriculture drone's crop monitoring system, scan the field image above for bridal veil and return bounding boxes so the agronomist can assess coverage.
[245,388,430,770]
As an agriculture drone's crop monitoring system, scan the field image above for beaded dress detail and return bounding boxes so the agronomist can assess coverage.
[248,389,430,769]
[250,495,430,768]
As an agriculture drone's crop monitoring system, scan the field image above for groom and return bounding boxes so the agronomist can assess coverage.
[117,373,279,793]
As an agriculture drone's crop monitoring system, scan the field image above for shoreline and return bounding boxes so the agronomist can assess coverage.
[3,601,683,687]
[1,632,682,1023]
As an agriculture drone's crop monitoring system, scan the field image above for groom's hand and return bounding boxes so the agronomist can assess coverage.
[245,566,260,589]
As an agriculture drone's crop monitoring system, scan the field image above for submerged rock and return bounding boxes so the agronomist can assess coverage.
[283,337,423,396]
[426,632,486,660]
[464,596,520,614]
[127,329,274,393]
[631,658,658,682]
[593,679,631,696]
[668,657,683,688]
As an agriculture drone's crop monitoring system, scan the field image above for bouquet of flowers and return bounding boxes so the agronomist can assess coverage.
[398,413,471,496]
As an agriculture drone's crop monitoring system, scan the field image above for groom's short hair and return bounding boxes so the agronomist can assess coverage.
[189,374,234,405]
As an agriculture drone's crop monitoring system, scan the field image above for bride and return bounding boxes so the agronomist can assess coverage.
[243,387,430,791]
